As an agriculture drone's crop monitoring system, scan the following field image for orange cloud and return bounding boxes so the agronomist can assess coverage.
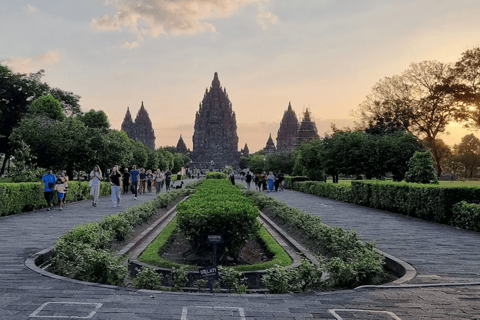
[91,0,274,47]
[1,50,61,73]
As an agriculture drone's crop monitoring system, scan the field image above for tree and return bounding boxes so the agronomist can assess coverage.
[454,134,480,178]
[296,140,325,181]
[404,151,439,184]
[77,109,110,130]
[0,65,81,175]
[130,140,148,169]
[264,151,295,175]
[453,47,480,125]
[29,94,66,121]
[423,138,451,177]
[146,148,159,170]
[357,61,472,174]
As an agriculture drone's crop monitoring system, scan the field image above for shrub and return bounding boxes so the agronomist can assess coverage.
[100,214,134,242]
[133,267,163,290]
[452,201,480,232]
[404,150,439,184]
[284,176,309,189]
[176,180,260,257]
[218,266,247,293]
[262,264,297,293]
[170,266,188,291]
[206,172,228,179]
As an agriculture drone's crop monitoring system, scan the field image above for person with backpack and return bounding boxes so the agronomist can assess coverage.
[41,169,56,211]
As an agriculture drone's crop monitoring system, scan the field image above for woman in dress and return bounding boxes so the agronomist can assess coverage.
[90,165,102,207]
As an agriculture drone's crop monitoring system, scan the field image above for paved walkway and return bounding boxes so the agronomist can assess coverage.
[266,189,480,285]
[0,181,479,319]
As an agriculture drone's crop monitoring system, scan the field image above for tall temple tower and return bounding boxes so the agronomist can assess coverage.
[192,72,239,169]
[296,108,319,147]
[276,102,299,153]
[121,102,156,149]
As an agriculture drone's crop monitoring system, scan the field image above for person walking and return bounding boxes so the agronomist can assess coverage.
[110,166,122,207]
[267,171,275,191]
[165,168,172,192]
[41,169,56,211]
[122,168,130,194]
[130,165,140,200]
[60,170,69,204]
[139,168,147,195]
[154,169,163,195]
[229,170,235,185]
[89,165,102,207]
[245,170,252,190]
[146,169,154,194]
[54,176,66,211]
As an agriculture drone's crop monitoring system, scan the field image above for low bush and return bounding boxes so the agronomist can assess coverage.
[49,187,192,286]
[0,181,110,217]
[205,172,228,179]
[176,179,260,258]
[284,176,309,189]
[452,201,480,232]
[244,190,387,289]
[133,266,163,290]
[218,266,247,293]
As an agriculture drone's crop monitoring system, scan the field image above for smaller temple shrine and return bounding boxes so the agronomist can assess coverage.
[240,143,250,157]
[263,133,277,155]
[176,135,189,155]
[121,102,156,149]
[276,102,299,153]
[296,108,319,147]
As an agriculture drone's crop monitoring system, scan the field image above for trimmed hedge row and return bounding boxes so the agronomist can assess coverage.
[244,190,387,289]
[284,176,309,189]
[0,181,110,217]
[49,187,194,285]
[293,180,480,227]
[452,201,480,232]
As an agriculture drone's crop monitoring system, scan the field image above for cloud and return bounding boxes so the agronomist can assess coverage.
[1,50,61,73]
[256,4,278,30]
[24,4,38,13]
[91,0,273,47]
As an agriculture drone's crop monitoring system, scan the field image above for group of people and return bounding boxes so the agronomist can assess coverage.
[41,169,69,211]
[41,165,175,211]
[240,170,285,192]
[89,165,174,208]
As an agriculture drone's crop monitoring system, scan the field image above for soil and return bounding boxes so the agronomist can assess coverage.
[160,231,274,267]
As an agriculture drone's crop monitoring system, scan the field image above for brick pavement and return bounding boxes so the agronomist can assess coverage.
[0,181,479,319]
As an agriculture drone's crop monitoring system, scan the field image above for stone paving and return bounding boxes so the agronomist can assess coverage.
[0,181,479,319]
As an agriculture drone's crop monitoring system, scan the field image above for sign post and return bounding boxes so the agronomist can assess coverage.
[199,234,224,292]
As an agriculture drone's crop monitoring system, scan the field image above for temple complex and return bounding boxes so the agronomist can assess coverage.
[240,143,250,157]
[121,102,156,149]
[296,108,319,147]
[263,133,276,155]
[191,72,240,169]
[276,102,299,153]
[176,135,189,155]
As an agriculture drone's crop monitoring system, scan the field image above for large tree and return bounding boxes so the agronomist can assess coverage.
[0,65,81,175]
[454,134,480,178]
[357,60,472,176]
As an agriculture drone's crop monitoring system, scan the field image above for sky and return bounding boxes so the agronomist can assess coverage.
[1,0,480,152]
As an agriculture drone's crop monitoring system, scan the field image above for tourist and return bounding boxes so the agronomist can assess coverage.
[110,166,122,207]
[154,169,163,195]
[130,165,140,199]
[229,170,235,185]
[146,169,154,194]
[54,176,66,211]
[267,171,275,191]
[89,165,102,207]
[276,172,284,191]
[254,173,260,191]
[165,168,172,192]
[261,172,268,191]
[41,169,56,211]
[245,170,252,189]
[139,168,147,195]
[61,170,69,203]
[122,168,130,194]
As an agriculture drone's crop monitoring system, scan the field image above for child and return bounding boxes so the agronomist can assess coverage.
[54,177,66,211]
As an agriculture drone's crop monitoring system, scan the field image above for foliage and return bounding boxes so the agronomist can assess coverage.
[296,140,325,181]
[77,109,110,130]
[176,180,260,258]
[0,181,110,217]
[145,148,159,171]
[262,264,295,293]
[172,152,190,173]
[170,266,188,291]
[218,266,247,293]
[133,267,163,290]
[451,201,480,232]
[284,176,309,189]
[244,190,386,288]
[29,94,66,121]
[205,172,228,179]
[405,151,439,184]
[242,152,266,173]
[453,134,480,178]
[130,140,148,169]
[264,151,296,175]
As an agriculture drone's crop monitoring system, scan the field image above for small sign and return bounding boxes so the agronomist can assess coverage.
[207,235,223,243]
[199,266,218,278]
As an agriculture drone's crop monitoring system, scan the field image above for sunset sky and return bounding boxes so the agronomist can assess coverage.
[2,0,480,152]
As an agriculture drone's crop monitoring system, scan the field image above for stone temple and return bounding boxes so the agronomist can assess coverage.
[296,108,319,147]
[191,72,239,169]
[276,102,299,153]
[121,102,156,149]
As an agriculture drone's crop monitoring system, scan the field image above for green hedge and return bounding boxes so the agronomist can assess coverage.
[284,176,309,189]
[0,181,110,217]
[293,180,480,227]
[205,172,228,179]
[452,201,480,232]
[49,188,193,285]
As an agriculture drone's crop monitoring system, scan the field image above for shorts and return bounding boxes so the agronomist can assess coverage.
[44,191,53,203]
[57,193,65,199]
